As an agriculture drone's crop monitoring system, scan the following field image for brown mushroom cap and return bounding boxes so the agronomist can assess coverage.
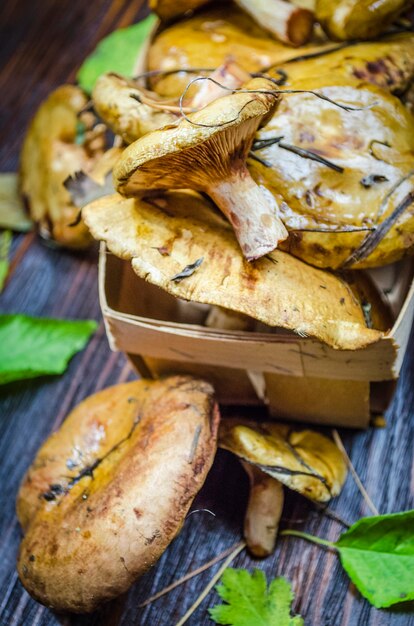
[114,77,279,196]
[219,418,347,502]
[17,376,219,613]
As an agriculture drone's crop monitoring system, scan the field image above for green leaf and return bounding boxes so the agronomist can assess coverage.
[282,509,414,609]
[336,510,414,608]
[0,230,12,292]
[0,173,33,232]
[208,569,303,626]
[0,314,97,384]
[76,14,157,94]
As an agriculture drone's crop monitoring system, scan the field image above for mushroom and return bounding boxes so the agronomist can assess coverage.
[114,77,288,261]
[146,6,338,99]
[240,461,285,557]
[219,418,347,557]
[20,85,110,248]
[83,190,383,350]
[92,60,251,145]
[16,376,219,613]
[316,0,408,41]
[249,75,414,269]
[235,0,314,47]
[268,33,414,96]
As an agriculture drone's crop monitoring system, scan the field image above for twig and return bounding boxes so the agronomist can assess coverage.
[332,429,379,516]
[178,75,371,128]
[130,93,195,114]
[174,542,246,626]
[342,191,414,268]
[138,541,243,608]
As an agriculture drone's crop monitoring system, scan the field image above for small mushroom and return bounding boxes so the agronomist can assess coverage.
[219,418,347,557]
[16,376,219,613]
[114,77,288,261]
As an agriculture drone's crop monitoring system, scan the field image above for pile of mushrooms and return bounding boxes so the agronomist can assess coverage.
[14,0,414,614]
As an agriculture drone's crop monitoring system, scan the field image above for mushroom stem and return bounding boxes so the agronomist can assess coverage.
[241,461,284,558]
[207,168,288,261]
[234,0,314,46]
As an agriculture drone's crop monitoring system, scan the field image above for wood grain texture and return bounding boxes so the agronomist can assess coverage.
[0,2,413,624]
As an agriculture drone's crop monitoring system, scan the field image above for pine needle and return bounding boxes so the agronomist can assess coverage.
[332,429,379,516]
[139,541,243,608]
[174,542,246,626]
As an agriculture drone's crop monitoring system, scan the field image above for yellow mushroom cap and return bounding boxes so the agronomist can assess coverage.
[219,418,347,502]
[83,190,382,350]
[113,77,280,196]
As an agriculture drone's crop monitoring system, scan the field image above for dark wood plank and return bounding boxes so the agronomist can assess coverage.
[0,2,413,625]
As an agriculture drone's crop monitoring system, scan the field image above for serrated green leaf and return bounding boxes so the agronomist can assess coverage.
[336,510,414,608]
[209,569,303,626]
[0,173,33,232]
[76,14,157,94]
[0,230,12,292]
[0,314,97,384]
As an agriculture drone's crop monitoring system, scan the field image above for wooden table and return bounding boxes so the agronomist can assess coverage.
[1,2,413,624]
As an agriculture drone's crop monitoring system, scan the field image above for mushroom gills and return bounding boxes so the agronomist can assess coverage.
[113,77,289,261]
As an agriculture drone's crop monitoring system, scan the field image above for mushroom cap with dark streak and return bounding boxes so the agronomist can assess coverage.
[17,376,219,613]
[219,418,347,502]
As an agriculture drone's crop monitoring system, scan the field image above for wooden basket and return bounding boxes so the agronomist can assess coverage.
[99,244,414,428]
